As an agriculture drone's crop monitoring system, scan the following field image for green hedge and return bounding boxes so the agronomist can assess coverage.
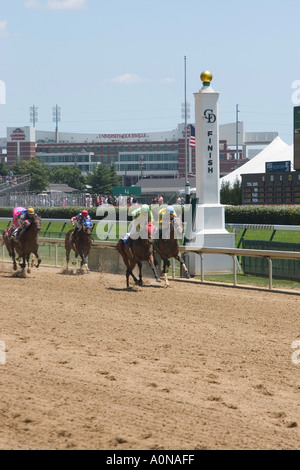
[225,206,300,225]
[1,205,300,225]
[0,206,130,221]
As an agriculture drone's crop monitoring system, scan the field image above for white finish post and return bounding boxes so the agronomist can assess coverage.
[187,71,235,275]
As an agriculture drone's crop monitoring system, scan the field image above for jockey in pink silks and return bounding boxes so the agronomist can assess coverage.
[12,207,26,228]
[11,207,26,237]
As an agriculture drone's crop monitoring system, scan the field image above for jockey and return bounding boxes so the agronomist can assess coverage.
[11,207,26,237]
[158,205,177,227]
[158,205,177,238]
[14,206,36,239]
[71,209,92,242]
[131,204,153,222]
[122,204,154,245]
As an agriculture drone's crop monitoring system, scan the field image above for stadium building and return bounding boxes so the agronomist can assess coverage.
[4,123,277,185]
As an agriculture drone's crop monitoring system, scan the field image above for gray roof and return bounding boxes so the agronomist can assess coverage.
[47,183,78,193]
[134,177,196,194]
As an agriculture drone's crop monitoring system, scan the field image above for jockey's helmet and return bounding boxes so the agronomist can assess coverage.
[82,210,89,217]
[28,206,35,215]
[166,206,175,215]
[141,204,150,213]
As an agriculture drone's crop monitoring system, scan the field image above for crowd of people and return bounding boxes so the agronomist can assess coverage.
[85,194,139,207]
[0,171,18,186]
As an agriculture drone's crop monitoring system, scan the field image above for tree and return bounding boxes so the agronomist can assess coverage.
[0,157,9,176]
[220,178,242,205]
[9,158,28,176]
[49,166,86,190]
[110,164,121,188]
[87,164,120,195]
[26,158,50,193]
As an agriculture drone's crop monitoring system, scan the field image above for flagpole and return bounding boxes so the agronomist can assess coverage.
[184,56,190,204]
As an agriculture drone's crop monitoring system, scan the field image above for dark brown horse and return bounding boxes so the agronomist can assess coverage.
[154,216,190,287]
[65,220,93,273]
[2,214,42,274]
[117,223,161,288]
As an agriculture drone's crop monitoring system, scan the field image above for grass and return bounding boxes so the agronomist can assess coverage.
[202,273,300,291]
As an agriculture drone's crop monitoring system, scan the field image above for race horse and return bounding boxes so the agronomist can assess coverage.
[2,214,42,274]
[65,219,93,273]
[154,216,190,287]
[117,222,161,289]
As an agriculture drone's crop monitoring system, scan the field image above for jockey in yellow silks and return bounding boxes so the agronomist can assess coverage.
[158,205,176,226]
[158,205,177,239]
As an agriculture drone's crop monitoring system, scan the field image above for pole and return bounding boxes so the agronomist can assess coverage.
[184,56,190,204]
[55,105,59,143]
[236,104,239,160]
[33,105,36,128]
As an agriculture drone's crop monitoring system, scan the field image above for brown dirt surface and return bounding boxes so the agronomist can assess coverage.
[0,262,300,450]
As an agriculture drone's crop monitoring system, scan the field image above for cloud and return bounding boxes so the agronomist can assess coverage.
[24,0,42,7]
[112,74,145,85]
[47,0,87,9]
[160,77,176,84]
[0,21,8,38]
[25,0,87,9]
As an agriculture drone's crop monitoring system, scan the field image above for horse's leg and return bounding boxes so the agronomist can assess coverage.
[176,255,191,279]
[11,246,17,271]
[80,254,90,274]
[161,257,171,287]
[65,244,71,271]
[123,258,138,288]
[118,242,139,287]
[26,255,31,274]
[136,259,143,286]
[32,250,41,268]
[147,255,161,284]
[19,256,26,276]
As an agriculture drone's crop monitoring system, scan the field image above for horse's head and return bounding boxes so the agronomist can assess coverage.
[32,214,42,233]
[83,219,93,236]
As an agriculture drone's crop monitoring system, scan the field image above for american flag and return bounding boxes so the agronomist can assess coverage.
[189,124,195,148]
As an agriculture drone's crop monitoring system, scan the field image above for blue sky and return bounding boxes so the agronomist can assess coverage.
[0,0,299,144]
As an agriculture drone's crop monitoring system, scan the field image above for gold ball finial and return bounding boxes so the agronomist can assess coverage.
[201,71,213,84]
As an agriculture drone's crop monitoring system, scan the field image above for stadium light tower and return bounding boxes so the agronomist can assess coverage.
[53,105,61,143]
[30,105,39,127]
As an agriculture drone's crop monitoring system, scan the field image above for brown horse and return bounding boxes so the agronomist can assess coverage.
[154,216,190,287]
[2,214,42,274]
[65,220,93,273]
[117,223,161,288]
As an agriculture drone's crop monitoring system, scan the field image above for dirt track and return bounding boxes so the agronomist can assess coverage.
[1,262,300,450]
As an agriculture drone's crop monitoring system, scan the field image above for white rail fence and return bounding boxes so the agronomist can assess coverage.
[1,235,300,291]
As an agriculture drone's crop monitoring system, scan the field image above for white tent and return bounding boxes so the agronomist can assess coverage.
[220,137,293,186]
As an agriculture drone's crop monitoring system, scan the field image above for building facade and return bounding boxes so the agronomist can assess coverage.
[4,123,277,183]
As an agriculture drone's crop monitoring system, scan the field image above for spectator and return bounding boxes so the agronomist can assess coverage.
[157,195,164,206]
